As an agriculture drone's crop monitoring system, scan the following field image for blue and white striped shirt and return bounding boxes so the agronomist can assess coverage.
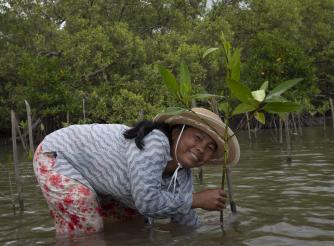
[41,124,199,226]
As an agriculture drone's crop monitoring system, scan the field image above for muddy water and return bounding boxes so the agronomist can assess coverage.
[0,127,334,245]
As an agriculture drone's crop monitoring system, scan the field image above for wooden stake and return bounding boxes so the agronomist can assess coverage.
[66,111,70,124]
[11,110,24,212]
[291,113,298,135]
[246,112,251,143]
[192,100,204,184]
[279,118,283,144]
[24,100,34,154]
[83,98,86,123]
[15,119,28,153]
[285,114,292,163]
[297,113,303,136]
[329,98,334,129]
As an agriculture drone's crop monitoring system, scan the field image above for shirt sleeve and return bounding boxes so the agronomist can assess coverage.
[127,130,193,218]
[170,169,200,227]
[171,209,200,227]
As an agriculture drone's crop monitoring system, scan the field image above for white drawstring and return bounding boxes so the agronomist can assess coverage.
[167,162,182,193]
[167,124,185,193]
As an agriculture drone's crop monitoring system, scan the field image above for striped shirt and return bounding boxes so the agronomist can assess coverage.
[41,124,199,226]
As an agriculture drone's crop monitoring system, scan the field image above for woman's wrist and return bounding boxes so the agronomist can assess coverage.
[191,192,201,209]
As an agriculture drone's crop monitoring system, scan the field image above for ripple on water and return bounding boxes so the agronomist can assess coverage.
[245,236,334,246]
[306,217,334,226]
[31,226,54,232]
[255,222,334,238]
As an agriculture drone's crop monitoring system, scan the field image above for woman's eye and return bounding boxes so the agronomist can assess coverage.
[207,145,216,152]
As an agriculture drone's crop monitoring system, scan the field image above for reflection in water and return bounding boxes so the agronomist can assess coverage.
[0,127,334,245]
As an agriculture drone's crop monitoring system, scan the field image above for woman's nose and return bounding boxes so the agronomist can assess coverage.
[195,142,205,153]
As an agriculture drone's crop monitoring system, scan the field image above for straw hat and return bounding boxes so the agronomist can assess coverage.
[153,108,240,166]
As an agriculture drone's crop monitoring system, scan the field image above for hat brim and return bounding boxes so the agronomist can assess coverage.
[154,111,240,166]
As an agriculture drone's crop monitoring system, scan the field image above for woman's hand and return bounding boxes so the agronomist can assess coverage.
[192,189,227,211]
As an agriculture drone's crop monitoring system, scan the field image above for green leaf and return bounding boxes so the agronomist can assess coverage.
[203,48,219,58]
[158,66,179,96]
[230,48,240,82]
[263,102,301,113]
[180,83,191,106]
[267,78,303,99]
[251,89,266,102]
[226,79,253,103]
[254,111,265,124]
[264,95,288,103]
[260,81,269,91]
[191,93,222,101]
[179,63,192,95]
[179,63,192,106]
[219,102,229,115]
[180,62,191,86]
[232,103,258,116]
[163,107,187,115]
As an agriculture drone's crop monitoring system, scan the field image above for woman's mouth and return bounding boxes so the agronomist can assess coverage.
[189,151,200,162]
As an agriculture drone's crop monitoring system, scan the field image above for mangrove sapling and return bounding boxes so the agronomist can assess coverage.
[159,33,303,231]
[318,102,329,131]
[211,99,236,214]
[14,118,28,154]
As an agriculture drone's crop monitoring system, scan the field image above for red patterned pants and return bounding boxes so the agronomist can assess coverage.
[33,144,141,236]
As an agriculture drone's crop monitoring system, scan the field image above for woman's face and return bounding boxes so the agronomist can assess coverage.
[171,127,217,168]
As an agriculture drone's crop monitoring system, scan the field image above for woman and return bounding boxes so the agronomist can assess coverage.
[33,107,240,235]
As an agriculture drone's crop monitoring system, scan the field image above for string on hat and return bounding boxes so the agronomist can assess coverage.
[167,124,186,193]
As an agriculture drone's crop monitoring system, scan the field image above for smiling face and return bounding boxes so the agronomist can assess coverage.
[171,126,217,168]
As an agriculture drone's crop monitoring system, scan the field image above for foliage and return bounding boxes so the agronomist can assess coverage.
[0,0,333,136]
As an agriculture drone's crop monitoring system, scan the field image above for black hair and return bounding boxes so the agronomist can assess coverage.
[123,120,173,150]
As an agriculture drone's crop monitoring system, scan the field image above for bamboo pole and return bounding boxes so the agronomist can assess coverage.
[11,110,24,212]
[329,98,334,129]
[24,100,34,154]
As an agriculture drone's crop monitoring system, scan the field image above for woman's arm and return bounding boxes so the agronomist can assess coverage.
[127,130,192,218]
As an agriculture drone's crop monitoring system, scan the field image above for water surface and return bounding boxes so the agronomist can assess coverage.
[1,127,333,245]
